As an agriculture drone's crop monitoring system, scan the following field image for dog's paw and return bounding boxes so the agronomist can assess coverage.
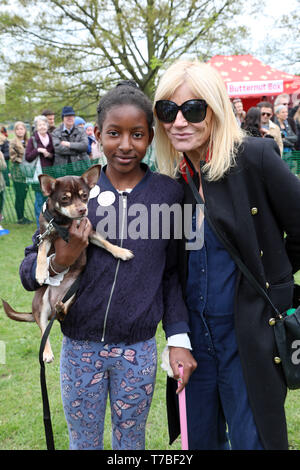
[36,267,49,286]
[115,247,134,261]
[43,350,54,363]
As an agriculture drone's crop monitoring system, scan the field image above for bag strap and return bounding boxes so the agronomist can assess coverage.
[185,167,281,317]
[32,135,38,149]
[39,274,83,450]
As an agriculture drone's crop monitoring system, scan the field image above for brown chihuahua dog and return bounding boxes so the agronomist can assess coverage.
[2,164,133,362]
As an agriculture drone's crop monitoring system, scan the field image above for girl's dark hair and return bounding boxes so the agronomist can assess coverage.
[242,107,261,130]
[97,81,154,132]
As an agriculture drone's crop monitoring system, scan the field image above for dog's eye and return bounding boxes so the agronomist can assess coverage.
[61,194,70,202]
[81,193,88,200]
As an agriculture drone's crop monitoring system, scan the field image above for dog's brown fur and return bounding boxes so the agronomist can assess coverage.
[2,165,133,362]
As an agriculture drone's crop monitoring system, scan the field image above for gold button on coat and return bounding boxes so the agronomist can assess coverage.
[260,250,263,257]
[251,207,258,215]
[266,282,270,289]
[274,357,281,364]
[269,318,276,326]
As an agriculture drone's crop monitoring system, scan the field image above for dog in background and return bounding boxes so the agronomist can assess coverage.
[2,164,133,362]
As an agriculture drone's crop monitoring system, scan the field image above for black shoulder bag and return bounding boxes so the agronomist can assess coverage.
[186,168,300,390]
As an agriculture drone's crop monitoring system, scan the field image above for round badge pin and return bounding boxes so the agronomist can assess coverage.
[97,190,116,206]
[89,184,100,199]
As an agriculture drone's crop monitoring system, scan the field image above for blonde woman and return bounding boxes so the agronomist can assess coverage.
[10,121,32,224]
[154,60,300,450]
[25,115,54,227]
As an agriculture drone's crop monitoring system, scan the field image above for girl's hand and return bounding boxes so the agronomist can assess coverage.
[169,347,197,393]
[38,147,46,154]
[53,217,92,268]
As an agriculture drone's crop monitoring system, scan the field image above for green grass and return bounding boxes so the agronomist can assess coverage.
[0,224,300,450]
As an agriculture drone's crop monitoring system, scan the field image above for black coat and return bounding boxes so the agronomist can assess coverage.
[167,137,300,450]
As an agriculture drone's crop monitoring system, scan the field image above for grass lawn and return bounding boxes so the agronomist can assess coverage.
[0,223,300,450]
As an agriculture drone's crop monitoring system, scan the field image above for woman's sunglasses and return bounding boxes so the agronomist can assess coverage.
[155,99,208,123]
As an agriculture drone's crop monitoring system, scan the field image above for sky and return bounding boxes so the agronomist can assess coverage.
[239,0,299,74]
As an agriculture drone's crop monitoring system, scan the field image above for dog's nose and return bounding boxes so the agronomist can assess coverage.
[78,206,87,216]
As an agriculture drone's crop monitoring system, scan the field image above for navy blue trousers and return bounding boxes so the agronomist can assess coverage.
[186,310,264,450]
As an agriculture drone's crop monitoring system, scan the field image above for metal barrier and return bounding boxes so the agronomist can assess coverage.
[1,149,157,224]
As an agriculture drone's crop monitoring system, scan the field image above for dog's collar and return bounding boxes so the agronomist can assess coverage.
[36,202,70,246]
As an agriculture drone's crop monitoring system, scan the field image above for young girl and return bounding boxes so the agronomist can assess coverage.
[19,81,196,450]
[10,121,32,224]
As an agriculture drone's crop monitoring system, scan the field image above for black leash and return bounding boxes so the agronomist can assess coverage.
[39,274,82,450]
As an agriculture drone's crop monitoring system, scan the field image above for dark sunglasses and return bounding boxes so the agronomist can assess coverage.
[155,99,208,123]
[261,112,272,117]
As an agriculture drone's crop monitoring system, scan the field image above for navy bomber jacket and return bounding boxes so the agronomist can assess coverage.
[19,165,190,345]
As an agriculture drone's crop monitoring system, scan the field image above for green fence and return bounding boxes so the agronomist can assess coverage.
[282,151,300,175]
[2,150,299,225]
[1,148,157,224]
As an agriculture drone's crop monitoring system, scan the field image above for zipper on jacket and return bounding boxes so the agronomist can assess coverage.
[101,193,127,342]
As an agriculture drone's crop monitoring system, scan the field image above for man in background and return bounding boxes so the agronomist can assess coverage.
[42,109,56,133]
[52,106,89,167]
[257,101,283,155]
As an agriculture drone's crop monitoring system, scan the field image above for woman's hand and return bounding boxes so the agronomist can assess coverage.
[169,346,197,393]
[53,217,92,269]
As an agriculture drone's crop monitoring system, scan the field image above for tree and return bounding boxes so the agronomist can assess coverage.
[0,0,254,121]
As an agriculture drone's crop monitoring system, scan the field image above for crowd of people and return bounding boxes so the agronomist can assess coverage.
[0,107,106,233]
[232,93,300,156]
[1,70,300,451]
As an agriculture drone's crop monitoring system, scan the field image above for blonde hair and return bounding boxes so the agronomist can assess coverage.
[153,60,244,181]
[14,121,28,143]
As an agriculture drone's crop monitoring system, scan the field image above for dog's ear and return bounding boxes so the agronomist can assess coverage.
[39,174,57,196]
[81,164,101,189]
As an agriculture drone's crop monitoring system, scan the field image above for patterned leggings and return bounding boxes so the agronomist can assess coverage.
[60,335,157,450]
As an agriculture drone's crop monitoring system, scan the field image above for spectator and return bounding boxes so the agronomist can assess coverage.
[241,107,262,137]
[84,122,96,157]
[257,101,283,155]
[0,149,8,234]
[52,106,89,169]
[274,105,297,153]
[274,93,297,134]
[10,122,32,224]
[293,105,300,151]
[84,122,107,165]
[232,98,246,126]
[74,116,86,127]
[0,126,8,137]
[42,109,56,133]
[25,115,54,227]
[0,126,10,187]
